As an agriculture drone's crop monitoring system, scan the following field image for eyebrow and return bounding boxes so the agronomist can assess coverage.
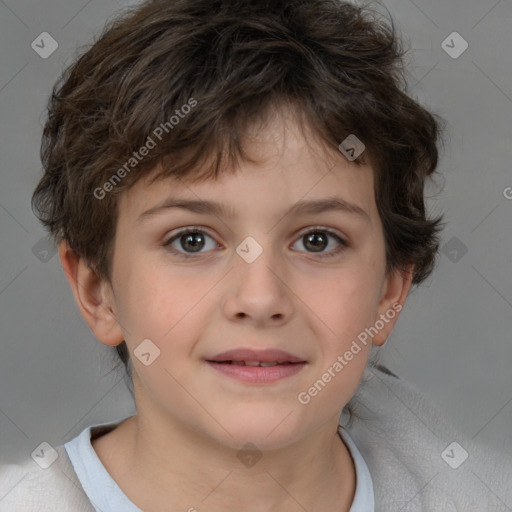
[136,196,371,225]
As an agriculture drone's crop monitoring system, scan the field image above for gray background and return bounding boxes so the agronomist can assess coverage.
[0,0,511,468]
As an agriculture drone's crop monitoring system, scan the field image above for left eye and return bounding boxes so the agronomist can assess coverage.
[164,228,219,257]
[163,227,347,259]
[291,229,347,258]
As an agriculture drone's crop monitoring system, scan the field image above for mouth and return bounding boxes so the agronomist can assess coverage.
[205,348,307,383]
[209,360,303,367]
[207,348,306,364]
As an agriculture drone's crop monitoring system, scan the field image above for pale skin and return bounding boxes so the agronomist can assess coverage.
[59,106,413,512]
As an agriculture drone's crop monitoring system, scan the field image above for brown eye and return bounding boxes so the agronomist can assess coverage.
[292,228,348,259]
[303,232,328,252]
[179,232,206,252]
[164,228,219,258]
[163,226,348,260]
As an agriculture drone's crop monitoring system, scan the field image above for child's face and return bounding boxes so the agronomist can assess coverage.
[86,109,410,449]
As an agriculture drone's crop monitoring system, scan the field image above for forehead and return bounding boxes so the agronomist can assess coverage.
[117,109,376,224]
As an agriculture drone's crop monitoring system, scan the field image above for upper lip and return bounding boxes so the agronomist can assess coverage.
[207,348,306,363]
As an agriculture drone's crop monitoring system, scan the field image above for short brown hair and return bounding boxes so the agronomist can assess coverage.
[32,0,445,377]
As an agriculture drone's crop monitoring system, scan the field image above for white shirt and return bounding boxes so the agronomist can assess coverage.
[2,367,511,510]
[64,417,375,512]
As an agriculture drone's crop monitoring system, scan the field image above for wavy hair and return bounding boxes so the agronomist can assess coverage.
[32,0,446,384]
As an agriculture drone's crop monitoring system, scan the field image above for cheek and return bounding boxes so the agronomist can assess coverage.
[120,271,212,403]
[123,269,232,388]
[113,259,205,354]
[297,273,377,415]
[307,266,383,341]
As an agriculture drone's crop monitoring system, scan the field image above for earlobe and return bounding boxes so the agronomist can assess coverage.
[372,265,414,346]
[58,241,124,347]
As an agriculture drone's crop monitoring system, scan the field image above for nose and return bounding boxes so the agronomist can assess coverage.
[223,243,294,327]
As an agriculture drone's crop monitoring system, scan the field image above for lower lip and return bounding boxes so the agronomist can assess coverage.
[206,361,306,383]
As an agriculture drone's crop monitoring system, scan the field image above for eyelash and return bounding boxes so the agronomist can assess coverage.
[163,226,349,260]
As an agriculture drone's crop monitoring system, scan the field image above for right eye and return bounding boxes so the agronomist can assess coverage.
[163,227,220,259]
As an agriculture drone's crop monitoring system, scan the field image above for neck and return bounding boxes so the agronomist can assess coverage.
[94,413,356,512]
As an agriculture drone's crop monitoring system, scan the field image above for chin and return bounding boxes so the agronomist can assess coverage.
[209,418,306,452]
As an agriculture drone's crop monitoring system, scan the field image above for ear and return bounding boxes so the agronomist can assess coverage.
[372,265,414,346]
[58,241,124,347]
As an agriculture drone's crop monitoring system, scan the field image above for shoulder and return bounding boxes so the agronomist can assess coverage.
[0,445,95,512]
[344,365,512,511]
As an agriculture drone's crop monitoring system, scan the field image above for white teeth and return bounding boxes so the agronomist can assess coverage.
[227,361,281,367]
